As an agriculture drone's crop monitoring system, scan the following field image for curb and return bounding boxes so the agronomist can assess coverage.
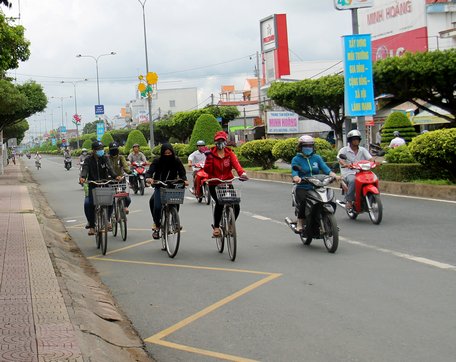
[247,170,456,202]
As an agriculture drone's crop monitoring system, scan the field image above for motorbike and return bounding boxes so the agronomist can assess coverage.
[192,162,210,204]
[336,154,383,225]
[130,161,147,195]
[285,166,339,253]
[64,157,72,171]
[26,153,31,159]
[35,159,41,170]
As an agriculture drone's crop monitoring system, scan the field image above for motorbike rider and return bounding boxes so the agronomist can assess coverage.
[127,143,147,186]
[108,141,131,214]
[187,140,207,194]
[63,148,71,168]
[79,141,121,236]
[145,143,188,240]
[204,131,248,238]
[292,135,338,232]
[337,129,374,210]
[389,130,406,148]
[79,148,89,165]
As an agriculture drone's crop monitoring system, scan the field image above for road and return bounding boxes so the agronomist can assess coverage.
[25,155,456,362]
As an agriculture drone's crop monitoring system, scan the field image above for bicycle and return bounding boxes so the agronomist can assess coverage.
[89,180,116,255]
[151,179,186,258]
[207,177,244,262]
[111,179,129,241]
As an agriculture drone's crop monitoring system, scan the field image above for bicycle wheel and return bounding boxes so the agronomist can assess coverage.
[160,208,166,250]
[225,207,237,261]
[95,207,102,249]
[119,199,127,241]
[366,193,383,225]
[100,207,109,255]
[322,213,339,254]
[111,201,118,237]
[164,206,181,258]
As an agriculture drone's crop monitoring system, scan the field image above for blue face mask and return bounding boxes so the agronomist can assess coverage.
[96,150,104,157]
[302,147,313,156]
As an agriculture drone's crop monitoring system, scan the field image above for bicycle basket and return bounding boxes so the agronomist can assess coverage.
[160,188,185,205]
[112,182,129,198]
[215,184,241,204]
[92,186,115,206]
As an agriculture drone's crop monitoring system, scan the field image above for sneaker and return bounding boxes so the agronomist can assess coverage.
[346,201,354,210]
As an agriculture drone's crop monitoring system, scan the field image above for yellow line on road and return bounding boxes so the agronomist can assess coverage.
[88,239,154,259]
[151,339,259,362]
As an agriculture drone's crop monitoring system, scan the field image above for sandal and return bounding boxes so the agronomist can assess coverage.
[212,227,221,238]
[152,228,160,240]
[88,228,96,236]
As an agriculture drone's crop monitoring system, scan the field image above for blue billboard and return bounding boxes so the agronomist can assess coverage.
[343,34,376,117]
[96,122,105,141]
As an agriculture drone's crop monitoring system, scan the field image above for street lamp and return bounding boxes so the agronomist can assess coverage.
[137,0,155,147]
[76,52,116,129]
[50,96,72,139]
[61,79,88,149]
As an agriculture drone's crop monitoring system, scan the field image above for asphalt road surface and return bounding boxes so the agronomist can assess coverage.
[25,155,456,362]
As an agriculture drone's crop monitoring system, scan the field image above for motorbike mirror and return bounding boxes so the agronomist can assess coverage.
[338,154,347,160]
[292,165,302,172]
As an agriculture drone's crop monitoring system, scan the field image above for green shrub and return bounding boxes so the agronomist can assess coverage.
[381,111,417,144]
[101,132,115,146]
[187,114,222,154]
[152,144,161,156]
[239,139,278,170]
[272,137,334,163]
[408,128,456,180]
[374,163,451,182]
[384,145,415,163]
[81,139,93,150]
[125,130,148,151]
[150,143,186,158]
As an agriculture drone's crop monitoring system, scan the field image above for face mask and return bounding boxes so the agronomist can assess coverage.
[96,150,104,157]
[109,149,119,156]
[82,152,87,156]
[216,141,227,150]
[302,147,313,156]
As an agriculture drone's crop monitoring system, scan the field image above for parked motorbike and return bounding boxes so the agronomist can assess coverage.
[336,154,383,225]
[64,157,72,171]
[369,143,386,157]
[192,162,210,204]
[285,166,339,253]
[130,161,147,195]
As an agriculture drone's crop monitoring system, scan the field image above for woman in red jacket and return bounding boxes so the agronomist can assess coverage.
[204,131,248,237]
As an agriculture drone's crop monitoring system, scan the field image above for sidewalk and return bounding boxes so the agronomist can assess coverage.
[0,163,152,361]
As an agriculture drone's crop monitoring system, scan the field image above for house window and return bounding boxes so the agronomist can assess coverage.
[169,100,176,107]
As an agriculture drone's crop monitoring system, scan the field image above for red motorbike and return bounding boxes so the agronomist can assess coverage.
[130,161,147,195]
[337,154,383,224]
[192,162,210,204]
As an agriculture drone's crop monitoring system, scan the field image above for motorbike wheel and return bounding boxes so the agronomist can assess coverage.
[322,213,339,253]
[366,193,383,225]
[300,232,312,246]
[204,184,211,205]
[139,179,145,196]
[346,207,358,220]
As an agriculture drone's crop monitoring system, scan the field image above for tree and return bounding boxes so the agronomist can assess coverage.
[82,120,99,135]
[373,49,456,123]
[3,119,28,143]
[125,129,148,151]
[187,114,222,153]
[268,75,345,148]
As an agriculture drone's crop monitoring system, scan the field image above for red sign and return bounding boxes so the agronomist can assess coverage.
[372,27,428,61]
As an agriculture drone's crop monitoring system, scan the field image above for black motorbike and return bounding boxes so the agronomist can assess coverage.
[285,166,339,253]
[64,157,72,171]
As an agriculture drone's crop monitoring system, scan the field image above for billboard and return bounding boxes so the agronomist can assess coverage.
[267,111,299,134]
[334,0,374,10]
[358,0,428,61]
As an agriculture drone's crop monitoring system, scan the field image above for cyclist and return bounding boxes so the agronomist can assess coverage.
[337,130,374,211]
[79,141,121,236]
[145,143,188,239]
[108,141,132,214]
[79,148,89,165]
[203,131,248,238]
[187,140,207,194]
[127,143,147,187]
[292,135,338,232]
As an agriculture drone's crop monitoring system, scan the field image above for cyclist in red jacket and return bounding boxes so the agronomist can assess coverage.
[204,131,248,237]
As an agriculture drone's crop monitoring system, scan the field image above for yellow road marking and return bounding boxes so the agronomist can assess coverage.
[88,239,154,259]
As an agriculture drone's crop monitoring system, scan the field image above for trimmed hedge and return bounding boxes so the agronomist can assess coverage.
[384,145,416,163]
[152,143,188,158]
[125,130,148,151]
[374,163,451,182]
[100,132,114,146]
[187,114,222,154]
[271,137,336,163]
[239,139,278,170]
[381,111,417,144]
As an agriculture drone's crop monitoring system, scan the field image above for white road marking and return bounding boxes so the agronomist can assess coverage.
[66,219,77,223]
[252,214,271,221]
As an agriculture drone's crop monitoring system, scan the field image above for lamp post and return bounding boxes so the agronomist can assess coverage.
[50,96,72,140]
[76,52,116,130]
[138,0,155,147]
[61,79,87,149]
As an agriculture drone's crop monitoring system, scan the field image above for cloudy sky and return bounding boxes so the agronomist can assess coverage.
[3,0,353,136]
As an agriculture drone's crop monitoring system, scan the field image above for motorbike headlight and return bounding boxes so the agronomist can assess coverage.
[360,163,371,171]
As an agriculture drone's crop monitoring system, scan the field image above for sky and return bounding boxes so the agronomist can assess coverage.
[3,0,353,138]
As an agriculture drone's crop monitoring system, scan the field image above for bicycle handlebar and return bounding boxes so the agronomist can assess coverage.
[149,179,186,187]
[206,176,247,183]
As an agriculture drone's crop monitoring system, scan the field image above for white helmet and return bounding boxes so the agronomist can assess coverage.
[347,129,362,142]
[81,148,87,152]
[393,131,400,137]
[196,140,205,146]
[298,135,314,145]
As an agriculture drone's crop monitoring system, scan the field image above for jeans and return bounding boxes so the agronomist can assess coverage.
[344,174,356,203]
[295,188,309,219]
[209,185,240,228]
[108,196,131,219]
[149,189,180,227]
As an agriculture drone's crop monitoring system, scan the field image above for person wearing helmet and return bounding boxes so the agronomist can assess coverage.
[80,141,121,236]
[127,143,147,189]
[389,130,406,148]
[337,129,374,210]
[203,131,248,238]
[145,143,188,239]
[292,135,338,232]
[188,140,208,194]
[79,148,89,165]
[108,142,132,214]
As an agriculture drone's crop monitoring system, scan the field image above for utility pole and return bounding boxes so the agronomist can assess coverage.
[256,51,262,126]
[243,107,247,141]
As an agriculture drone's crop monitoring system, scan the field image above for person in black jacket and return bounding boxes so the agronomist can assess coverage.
[80,141,121,235]
[145,143,188,239]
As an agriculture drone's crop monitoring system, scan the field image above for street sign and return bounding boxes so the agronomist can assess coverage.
[95,105,105,115]
[343,34,376,117]
[335,0,373,10]
[60,126,67,133]
[96,122,105,141]
[51,138,56,146]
